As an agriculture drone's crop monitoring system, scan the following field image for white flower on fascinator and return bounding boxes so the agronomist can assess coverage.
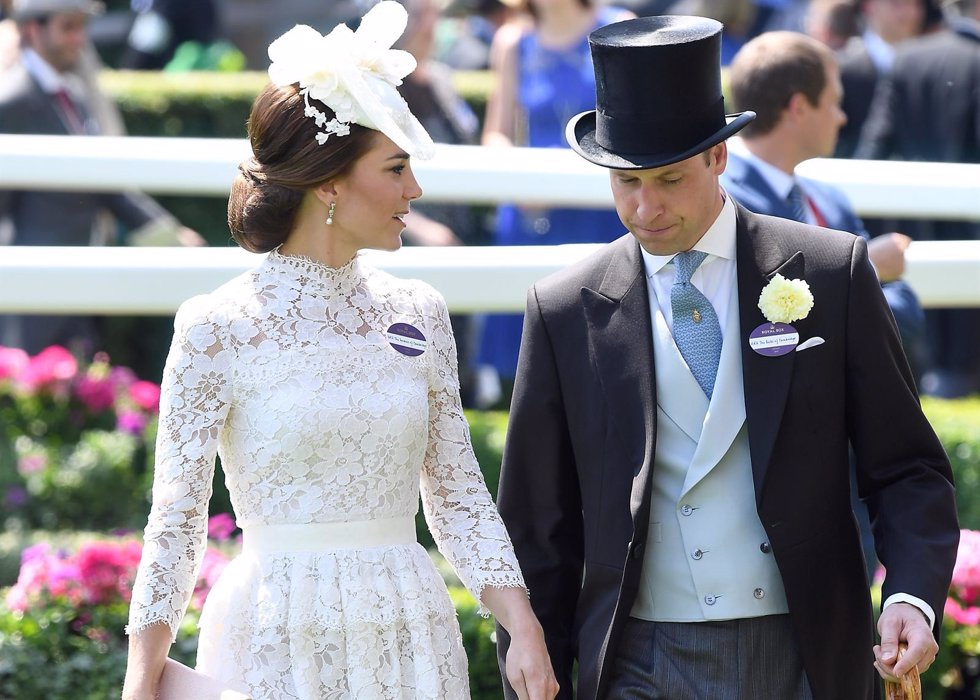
[267,1,435,157]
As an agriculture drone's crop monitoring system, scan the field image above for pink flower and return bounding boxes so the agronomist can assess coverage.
[192,547,230,609]
[110,365,137,389]
[17,345,77,393]
[951,530,980,604]
[116,410,148,435]
[74,373,117,412]
[0,346,29,382]
[4,585,28,612]
[17,453,47,476]
[946,598,980,626]
[207,513,237,541]
[6,539,146,612]
[129,380,161,413]
[75,540,142,605]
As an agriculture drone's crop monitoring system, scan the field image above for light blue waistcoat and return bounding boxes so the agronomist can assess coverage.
[631,282,789,622]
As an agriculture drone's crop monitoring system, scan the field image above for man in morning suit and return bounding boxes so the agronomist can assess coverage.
[495,15,958,700]
[0,0,201,355]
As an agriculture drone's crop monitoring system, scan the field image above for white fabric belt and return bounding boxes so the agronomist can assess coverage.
[242,517,417,554]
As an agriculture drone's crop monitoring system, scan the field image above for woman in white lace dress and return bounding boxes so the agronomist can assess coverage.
[121,5,558,699]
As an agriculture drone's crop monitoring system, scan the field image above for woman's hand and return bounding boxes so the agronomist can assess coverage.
[480,586,559,699]
[504,619,560,700]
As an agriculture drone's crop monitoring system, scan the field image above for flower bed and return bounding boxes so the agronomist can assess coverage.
[0,520,501,699]
[0,346,160,532]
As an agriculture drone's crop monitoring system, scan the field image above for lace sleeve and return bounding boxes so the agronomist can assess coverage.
[418,286,526,611]
[126,296,234,641]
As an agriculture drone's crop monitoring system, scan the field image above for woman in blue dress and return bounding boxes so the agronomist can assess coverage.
[479,0,632,392]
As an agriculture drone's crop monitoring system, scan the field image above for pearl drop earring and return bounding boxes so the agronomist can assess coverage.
[325,201,336,225]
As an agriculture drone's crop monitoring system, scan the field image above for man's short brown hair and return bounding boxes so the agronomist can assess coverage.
[728,31,836,138]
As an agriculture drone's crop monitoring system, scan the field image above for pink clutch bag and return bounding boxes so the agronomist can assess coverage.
[158,659,252,700]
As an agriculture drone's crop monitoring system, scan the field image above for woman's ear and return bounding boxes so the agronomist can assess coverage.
[312,180,339,207]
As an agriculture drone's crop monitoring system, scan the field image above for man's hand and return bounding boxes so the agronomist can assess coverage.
[868,233,911,282]
[874,602,937,681]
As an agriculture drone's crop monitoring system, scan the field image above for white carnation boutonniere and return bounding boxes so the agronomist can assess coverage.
[749,274,815,357]
[757,274,814,324]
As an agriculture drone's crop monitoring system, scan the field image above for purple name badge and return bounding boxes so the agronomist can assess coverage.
[748,322,799,357]
[386,323,427,357]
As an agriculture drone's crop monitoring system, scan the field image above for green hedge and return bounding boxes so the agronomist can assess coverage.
[97,69,494,140]
[923,397,980,530]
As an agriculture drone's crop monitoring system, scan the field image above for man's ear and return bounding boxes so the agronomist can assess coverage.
[709,141,727,174]
[786,92,810,119]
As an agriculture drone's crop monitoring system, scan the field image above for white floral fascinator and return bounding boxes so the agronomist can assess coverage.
[267,1,435,158]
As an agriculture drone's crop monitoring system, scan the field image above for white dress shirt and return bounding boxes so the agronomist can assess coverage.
[639,194,738,336]
[21,48,86,100]
[739,150,817,225]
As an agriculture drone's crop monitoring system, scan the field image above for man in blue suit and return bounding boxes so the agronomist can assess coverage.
[722,30,925,377]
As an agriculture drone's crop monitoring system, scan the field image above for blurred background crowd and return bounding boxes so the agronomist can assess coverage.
[1,0,979,405]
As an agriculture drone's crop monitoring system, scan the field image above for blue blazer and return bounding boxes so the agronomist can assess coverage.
[721,152,924,356]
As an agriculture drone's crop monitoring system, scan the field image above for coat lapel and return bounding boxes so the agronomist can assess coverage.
[681,286,747,494]
[735,205,805,499]
[582,237,657,522]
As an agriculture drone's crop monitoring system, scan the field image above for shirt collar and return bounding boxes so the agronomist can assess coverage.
[740,149,798,200]
[21,48,71,94]
[640,193,737,278]
[862,30,896,74]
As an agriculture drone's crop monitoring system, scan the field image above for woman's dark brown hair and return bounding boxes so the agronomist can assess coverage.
[228,83,376,253]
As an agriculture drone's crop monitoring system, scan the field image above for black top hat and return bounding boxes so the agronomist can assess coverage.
[566,15,755,170]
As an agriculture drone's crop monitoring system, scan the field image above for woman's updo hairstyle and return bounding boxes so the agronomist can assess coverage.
[228,82,377,253]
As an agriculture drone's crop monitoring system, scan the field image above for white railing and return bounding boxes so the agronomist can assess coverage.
[1,242,978,313]
[1,135,978,312]
[3,135,980,220]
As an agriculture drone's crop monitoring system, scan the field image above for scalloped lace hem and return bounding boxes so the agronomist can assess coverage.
[125,615,180,643]
[471,579,529,618]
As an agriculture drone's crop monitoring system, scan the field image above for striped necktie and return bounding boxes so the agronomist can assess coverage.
[786,182,808,224]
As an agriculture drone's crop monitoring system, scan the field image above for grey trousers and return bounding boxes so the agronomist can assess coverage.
[606,615,814,700]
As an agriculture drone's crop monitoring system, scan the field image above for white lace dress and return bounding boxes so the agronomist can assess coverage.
[126,250,526,699]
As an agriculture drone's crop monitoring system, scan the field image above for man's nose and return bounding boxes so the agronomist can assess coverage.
[635,186,664,221]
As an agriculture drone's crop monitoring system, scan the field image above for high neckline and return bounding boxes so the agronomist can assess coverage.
[263,248,362,295]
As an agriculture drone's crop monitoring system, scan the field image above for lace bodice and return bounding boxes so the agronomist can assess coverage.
[128,250,525,639]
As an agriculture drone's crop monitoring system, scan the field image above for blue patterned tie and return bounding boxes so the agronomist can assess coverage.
[671,251,723,398]
[786,182,808,223]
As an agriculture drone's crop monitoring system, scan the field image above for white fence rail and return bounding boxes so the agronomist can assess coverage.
[1,135,978,312]
[3,135,980,220]
[1,242,978,313]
